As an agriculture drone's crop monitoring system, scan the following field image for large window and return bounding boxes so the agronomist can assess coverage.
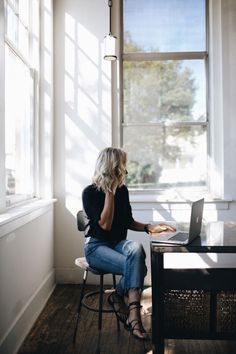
[121,0,208,191]
[4,0,39,204]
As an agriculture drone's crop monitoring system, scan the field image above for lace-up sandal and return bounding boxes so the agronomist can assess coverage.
[124,301,148,340]
[108,290,128,324]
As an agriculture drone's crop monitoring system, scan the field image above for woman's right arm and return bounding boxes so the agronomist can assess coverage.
[98,191,115,231]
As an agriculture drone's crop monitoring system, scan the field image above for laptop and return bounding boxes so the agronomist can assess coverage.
[151,198,204,245]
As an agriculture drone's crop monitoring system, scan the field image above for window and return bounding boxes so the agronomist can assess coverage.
[121,0,208,191]
[4,0,39,204]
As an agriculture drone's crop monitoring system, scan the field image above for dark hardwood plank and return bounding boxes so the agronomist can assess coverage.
[18,285,236,354]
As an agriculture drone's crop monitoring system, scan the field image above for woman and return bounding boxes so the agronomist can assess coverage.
[82,147,175,340]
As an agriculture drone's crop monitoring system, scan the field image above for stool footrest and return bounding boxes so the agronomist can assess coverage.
[82,291,114,313]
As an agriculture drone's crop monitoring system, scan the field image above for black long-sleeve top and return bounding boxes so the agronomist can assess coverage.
[82,184,134,242]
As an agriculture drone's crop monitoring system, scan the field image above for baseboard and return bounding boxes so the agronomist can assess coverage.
[0,269,56,354]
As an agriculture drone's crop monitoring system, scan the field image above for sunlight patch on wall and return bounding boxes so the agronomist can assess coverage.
[65,36,75,77]
[63,10,112,215]
[77,22,99,63]
[64,74,75,109]
[208,155,223,199]
[65,114,96,215]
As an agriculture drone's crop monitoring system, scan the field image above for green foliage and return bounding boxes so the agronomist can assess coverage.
[124,60,196,124]
[126,161,162,188]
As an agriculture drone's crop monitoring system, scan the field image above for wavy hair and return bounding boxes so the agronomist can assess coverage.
[93,147,127,193]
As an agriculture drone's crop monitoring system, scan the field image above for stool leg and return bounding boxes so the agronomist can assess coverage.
[73,269,88,343]
[112,274,120,331]
[112,274,116,289]
[98,274,104,330]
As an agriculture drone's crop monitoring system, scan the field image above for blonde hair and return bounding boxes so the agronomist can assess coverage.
[93,147,127,193]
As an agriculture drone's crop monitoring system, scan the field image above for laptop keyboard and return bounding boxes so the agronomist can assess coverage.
[169,232,188,241]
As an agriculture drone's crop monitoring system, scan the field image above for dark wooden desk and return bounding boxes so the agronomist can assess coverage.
[150,222,236,354]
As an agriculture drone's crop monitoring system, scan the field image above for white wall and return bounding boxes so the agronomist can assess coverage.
[0,205,55,354]
[0,209,55,354]
[53,0,236,285]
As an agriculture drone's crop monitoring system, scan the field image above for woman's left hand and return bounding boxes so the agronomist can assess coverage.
[148,223,176,234]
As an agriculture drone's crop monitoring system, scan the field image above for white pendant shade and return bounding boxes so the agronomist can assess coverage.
[104,34,117,61]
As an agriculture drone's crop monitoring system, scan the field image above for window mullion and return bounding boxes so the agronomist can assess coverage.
[122,122,208,128]
[123,51,208,61]
[0,0,6,211]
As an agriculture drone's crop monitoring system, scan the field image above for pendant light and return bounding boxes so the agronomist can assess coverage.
[104,0,117,61]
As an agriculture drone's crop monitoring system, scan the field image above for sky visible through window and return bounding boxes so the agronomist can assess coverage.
[124,0,206,121]
[124,0,206,53]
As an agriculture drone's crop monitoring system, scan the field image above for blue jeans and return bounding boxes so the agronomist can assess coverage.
[84,237,147,296]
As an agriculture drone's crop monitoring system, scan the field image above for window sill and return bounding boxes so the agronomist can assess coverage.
[129,189,233,210]
[0,198,57,238]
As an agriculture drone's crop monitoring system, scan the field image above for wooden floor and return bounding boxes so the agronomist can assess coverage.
[18,284,236,354]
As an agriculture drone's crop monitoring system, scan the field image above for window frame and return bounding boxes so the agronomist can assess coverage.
[119,0,209,193]
[4,0,39,206]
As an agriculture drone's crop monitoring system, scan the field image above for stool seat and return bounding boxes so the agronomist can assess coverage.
[75,257,110,275]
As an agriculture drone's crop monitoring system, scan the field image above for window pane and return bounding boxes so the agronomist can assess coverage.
[5,46,34,197]
[6,3,18,45]
[124,0,206,53]
[123,60,206,124]
[19,0,29,27]
[5,2,29,58]
[8,0,18,9]
[18,19,29,57]
[123,125,207,189]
